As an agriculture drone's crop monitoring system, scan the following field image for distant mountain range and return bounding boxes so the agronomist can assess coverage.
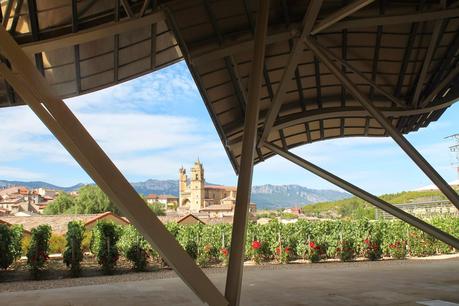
[250,184,350,209]
[0,179,350,210]
[0,180,85,193]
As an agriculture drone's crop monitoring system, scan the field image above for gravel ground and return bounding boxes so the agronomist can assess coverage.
[1,253,458,293]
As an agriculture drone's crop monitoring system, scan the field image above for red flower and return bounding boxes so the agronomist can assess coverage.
[309,241,316,248]
[285,246,291,253]
[251,240,261,250]
[364,239,370,245]
[275,247,281,255]
[220,248,229,257]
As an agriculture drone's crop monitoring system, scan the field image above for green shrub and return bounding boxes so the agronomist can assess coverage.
[81,231,92,252]
[184,240,198,260]
[407,230,436,257]
[49,234,66,254]
[197,244,214,267]
[91,222,120,275]
[22,235,31,256]
[0,224,15,270]
[305,241,327,263]
[388,240,407,259]
[147,203,166,216]
[362,237,382,261]
[249,240,264,264]
[118,225,150,272]
[10,225,24,260]
[27,225,52,278]
[336,239,356,262]
[274,244,293,264]
[218,247,229,265]
[0,224,23,269]
[63,221,85,277]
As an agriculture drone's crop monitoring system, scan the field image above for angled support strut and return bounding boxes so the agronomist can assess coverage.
[0,26,227,306]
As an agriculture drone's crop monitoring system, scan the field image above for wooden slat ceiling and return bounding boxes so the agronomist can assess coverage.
[1,0,458,173]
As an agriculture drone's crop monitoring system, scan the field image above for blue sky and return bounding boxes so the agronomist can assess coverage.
[0,61,458,195]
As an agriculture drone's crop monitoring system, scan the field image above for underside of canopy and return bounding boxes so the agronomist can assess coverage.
[1,0,458,173]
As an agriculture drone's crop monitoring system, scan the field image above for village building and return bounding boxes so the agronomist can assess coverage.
[0,186,58,216]
[178,160,256,215]
[146,193,179,210]
[145,193,159,204]
[284,207,303,215]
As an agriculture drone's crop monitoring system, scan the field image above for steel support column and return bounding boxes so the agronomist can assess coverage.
[0,26,227,306]
[304,38,459,210]
[264,143,459,249]
[225,1,270,305]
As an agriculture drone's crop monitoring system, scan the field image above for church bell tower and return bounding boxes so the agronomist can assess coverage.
[189,159,204,212]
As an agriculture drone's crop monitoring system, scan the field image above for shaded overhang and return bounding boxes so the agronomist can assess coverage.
[1,0,458,173]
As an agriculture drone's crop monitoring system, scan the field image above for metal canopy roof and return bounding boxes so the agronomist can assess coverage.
[1,0,459,173]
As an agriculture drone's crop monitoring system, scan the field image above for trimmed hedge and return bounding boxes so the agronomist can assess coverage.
[90,221,120,275]
[63,221,85,277]
[27,224,52,278]
[1,216,458,278]
[0,224,23,270]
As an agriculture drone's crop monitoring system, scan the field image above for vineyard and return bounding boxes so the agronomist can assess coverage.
[0,216,458,279]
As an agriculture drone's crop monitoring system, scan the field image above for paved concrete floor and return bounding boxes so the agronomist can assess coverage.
[1,258,458,306]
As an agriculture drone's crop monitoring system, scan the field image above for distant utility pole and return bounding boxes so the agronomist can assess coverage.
[446,134,459,180]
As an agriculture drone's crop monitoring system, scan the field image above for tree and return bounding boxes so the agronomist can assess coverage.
[147,202,166,216]
[43,186,121,215]
[76,185,121,215]
[43,193,76,215]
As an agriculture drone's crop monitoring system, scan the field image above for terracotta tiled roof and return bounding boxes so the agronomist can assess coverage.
[0,186,27,196]
[0,212,129,234]
[204,185,237,191]
[204,216,234,225]
[200,203,234,211]
[0,218,32,234]
[158,194,178,199]
[177,214,204,224]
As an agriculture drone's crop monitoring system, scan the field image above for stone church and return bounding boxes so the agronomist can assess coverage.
[179,160,255,215]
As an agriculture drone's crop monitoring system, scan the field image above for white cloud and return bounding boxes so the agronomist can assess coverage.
[0,166,44,180]
[0,61,457,195]
[66,63,199,114]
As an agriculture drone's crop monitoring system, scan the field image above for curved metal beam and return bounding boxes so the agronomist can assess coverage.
[225,98,457,141]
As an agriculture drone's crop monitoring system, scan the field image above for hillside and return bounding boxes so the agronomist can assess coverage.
[251,184,350,209]
[0,179,350,209]
[302,189,453,219]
